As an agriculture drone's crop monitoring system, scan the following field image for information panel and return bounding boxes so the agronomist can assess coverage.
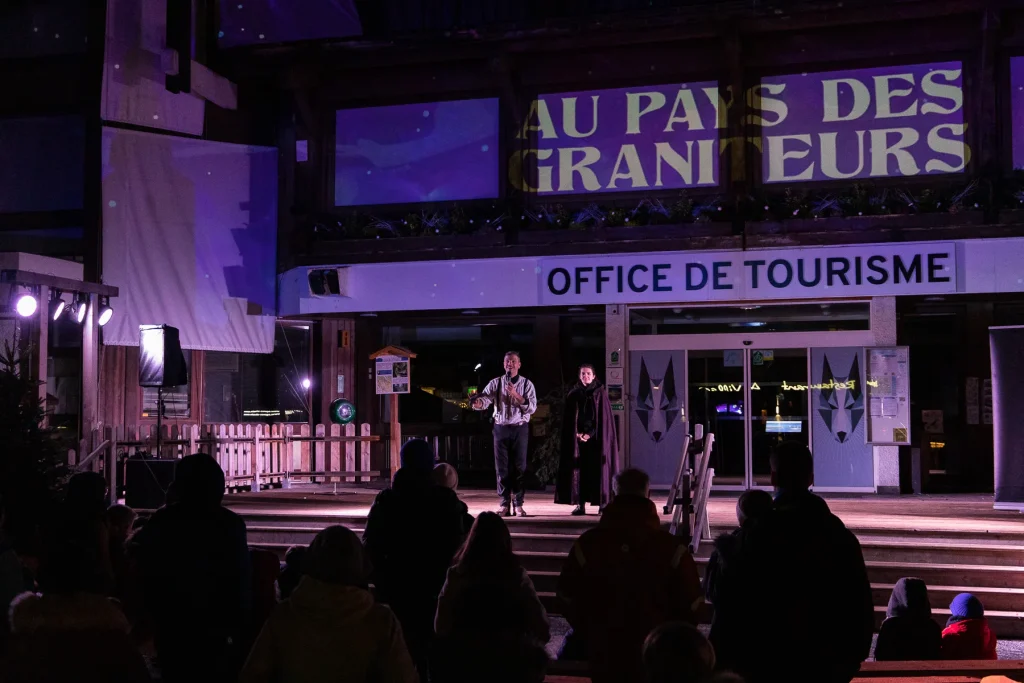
[865,346,911,445]
[375,355,411,395]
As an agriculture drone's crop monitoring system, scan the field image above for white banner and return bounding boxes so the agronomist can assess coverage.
[539,242,956,306]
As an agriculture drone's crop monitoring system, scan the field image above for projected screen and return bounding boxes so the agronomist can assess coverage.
[1012,57,1024,170]
[101,127,277,353]
[759,62,967,183]
[335,98,500,207]
[218,0,362,47]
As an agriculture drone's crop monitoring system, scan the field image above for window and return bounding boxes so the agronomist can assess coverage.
[142,350,192,418]
[630,303,871,336]
[203,324,311,424]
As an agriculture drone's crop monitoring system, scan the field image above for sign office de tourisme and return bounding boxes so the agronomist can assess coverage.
[539,242,957,306]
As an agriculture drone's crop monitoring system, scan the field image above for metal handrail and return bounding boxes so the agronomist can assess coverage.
[75,439,111,471]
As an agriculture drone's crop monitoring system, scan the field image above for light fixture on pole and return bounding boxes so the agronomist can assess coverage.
[15,290,38,317]
[97,296,113,327]
[74,295,88,324]
[50,290,66,321]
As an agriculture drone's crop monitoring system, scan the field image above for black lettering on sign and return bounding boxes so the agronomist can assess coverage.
[574,267,593,295]
[894,254,922,284]
[768,259,793,288]
[827,257,850,287]
[686,263,708,291]
[548,268,570,295]
[653,264,672,292]
[928,252,951,283]
[866,255,888,285]
[628,264,649,292]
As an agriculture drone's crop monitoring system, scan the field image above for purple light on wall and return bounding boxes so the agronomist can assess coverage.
[218,0,362,47]
[761,62,967,183]
[519,82,721,196]
[335,98,500,207]
[1011,57,1024,171]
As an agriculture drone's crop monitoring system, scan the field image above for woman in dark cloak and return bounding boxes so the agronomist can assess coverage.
[555,365,620,515]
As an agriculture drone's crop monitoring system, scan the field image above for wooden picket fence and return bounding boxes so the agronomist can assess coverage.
[69,423,381,505]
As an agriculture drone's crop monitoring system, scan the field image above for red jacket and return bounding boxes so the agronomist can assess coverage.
[941,618,997,660]
[556,495,702,683]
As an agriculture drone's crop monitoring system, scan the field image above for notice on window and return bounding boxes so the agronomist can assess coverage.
[865,346,911,445]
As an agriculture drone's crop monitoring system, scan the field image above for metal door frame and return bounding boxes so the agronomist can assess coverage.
[628,328,877,491]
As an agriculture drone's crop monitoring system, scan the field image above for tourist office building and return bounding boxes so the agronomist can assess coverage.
[280,237,1024,495]
[8,0,1024,498]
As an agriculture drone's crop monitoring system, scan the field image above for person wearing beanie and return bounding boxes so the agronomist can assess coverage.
[400,438,436,473]
[874,578,942,661]
[363,438,469,681]
[941,592,997,660]
[240,525,418,683]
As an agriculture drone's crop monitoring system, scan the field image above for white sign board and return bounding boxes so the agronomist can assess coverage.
[540,243,956,306]
[865,346,911,445]
[375,355,410,395]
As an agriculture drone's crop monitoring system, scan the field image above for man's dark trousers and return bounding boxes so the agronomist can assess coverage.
[494,424,528,506]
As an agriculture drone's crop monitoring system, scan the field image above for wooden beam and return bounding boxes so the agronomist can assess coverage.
[0,270,118,297]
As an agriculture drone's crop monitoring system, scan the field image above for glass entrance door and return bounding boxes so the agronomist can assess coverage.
[748,348,810,487]
[685,348,810,489]
[687,350,745,486]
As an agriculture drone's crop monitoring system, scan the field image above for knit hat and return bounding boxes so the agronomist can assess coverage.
[949,592,985,620]
[400,439,435,472]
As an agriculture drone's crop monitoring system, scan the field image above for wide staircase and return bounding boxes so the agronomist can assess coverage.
[238,503,1024,639]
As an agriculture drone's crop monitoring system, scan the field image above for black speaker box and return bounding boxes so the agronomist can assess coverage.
[139,325,188,388]
[124,456,177,510]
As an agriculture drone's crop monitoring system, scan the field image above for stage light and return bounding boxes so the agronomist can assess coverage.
[98,297,113,327]
[74,296,87,324]
[50,294,66,321]
[474,363,482,371]
[15,294,37,317]
[301,378,312,390]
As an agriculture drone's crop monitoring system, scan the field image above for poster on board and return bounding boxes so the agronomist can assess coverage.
[375,355,411,395]
[865,347,911,445]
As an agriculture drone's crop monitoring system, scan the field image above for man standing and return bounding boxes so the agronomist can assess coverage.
[471,351,538,517]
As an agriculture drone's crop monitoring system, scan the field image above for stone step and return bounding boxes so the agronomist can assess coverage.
[534,595,1024,639]
[246,523,1024,568]
[528,571,1024,614]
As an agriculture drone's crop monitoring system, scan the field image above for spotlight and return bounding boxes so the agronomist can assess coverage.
[15,294,37,318]
[74,296,87,324]
[301,378,312,390]
[98,297,113,327]
[50,295,66,321]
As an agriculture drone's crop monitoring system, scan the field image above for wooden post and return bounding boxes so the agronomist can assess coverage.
[252,425,261,493]
[344,423,355,483]
[360,422,371,483]
[37,285,49,424]
[390,393,400,480]
[81,293,99,439]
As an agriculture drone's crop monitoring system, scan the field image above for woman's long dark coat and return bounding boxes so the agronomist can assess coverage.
[554,381,619,507]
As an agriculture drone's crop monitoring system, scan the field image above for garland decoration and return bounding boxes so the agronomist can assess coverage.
[305,176,1024,241]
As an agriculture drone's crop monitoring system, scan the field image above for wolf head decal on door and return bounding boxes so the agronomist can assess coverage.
[635,356,680,443]
[818,353,864,444]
